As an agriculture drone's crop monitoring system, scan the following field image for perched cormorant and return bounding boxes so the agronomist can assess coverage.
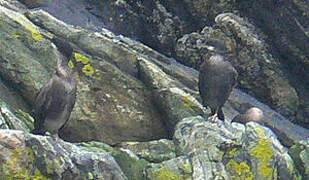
[232,107,264,125]
[31,37,77,138]
[198,54,237,122]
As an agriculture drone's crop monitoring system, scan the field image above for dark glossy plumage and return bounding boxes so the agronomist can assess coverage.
[198,54,237,121]
[31,37,77,137]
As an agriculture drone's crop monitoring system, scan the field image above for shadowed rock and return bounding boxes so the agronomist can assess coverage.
[31,37,77,138]
[198,54,237,121]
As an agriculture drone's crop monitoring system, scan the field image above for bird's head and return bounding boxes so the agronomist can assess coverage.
[50,37,74,78]
[205,38,229,56]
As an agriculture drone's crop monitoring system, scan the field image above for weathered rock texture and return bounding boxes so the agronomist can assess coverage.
[137,56,204,136]
[173,116,300,180]
[1,3,308,147]
[119,139,176,163]
[176,13,299,122]
[0,5,168,144]
[84,0,191,57]
[237,0,309,127]
[13,0,308,127]
[289,140,309,180]
[0,129,127,180]
[0,1,308,179]
[145,156,192,180]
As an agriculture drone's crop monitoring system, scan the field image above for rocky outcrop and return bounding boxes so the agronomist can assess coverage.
[137,56,204,136]
[0,99,32,132]
[176,13,299,122]
[83,0,190,57]
[172,116,300,180]
[145,156,192,180]
[229,89,309,147]
[119,139,176,163]
[0,5,168,144]
[289,140,309,180]
[1,3,307,147]
[237,0,309,127]
[215,13,299,121]
[0,129,127,180]
[13,0,308,127]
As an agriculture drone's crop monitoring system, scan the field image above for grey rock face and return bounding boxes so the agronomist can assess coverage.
[289,140,309,179]
[0,129,127,180]
[0,6,167,144]
[173,116,300,180]
[119,139,176,163]
[215,13,299,121]
[0,99,32,132]
[144,156,192,180]
[137,56,204,136]
[176,13,299,123]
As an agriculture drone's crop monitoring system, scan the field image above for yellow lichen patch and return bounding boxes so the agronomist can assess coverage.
[251,139,275,178]
[68,60,74,69]
[0,147,49,180]
[182,96,195,113]
[74,52,90,64]
[151,167,185,180]
[12,33,21,38]
[255,126,267,138]
[26,26,43,40]
[228,148,239,157]
[180,163,192,174]
[82,64,95,76]
[88,172,94,180]
[0,8,43,41]
[226,159,254,180]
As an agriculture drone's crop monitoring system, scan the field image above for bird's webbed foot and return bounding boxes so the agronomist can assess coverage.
[51,133,60,140]
[208,114,223,127]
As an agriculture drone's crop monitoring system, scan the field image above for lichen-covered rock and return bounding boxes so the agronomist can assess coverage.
[84,0,187,56]
[144,156,192,180]
[173,116,300,180]
[119,139,176,163]
[0,5,56,105]
[61,56,168,144]
[137,56,204,136]
[0,6,167,144]
[237,0,309,128]
[77,141,149,180]
[0,129,127,180]
[289,140,309,179]
[175,12,299,121]
[229,89,309,147]
[0,99,32,132]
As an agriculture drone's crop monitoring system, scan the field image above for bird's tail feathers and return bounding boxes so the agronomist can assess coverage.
[218,108,225,121]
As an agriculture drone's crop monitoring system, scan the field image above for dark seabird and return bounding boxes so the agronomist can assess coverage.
[31,37,77,138]
[198,54,237,122]
[232,107,264,125]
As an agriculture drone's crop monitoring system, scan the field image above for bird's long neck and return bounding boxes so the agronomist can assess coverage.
[56,57,72,79]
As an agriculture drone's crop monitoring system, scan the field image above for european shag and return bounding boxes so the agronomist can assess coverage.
[198,54,237,122]
[31,37,77,138]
